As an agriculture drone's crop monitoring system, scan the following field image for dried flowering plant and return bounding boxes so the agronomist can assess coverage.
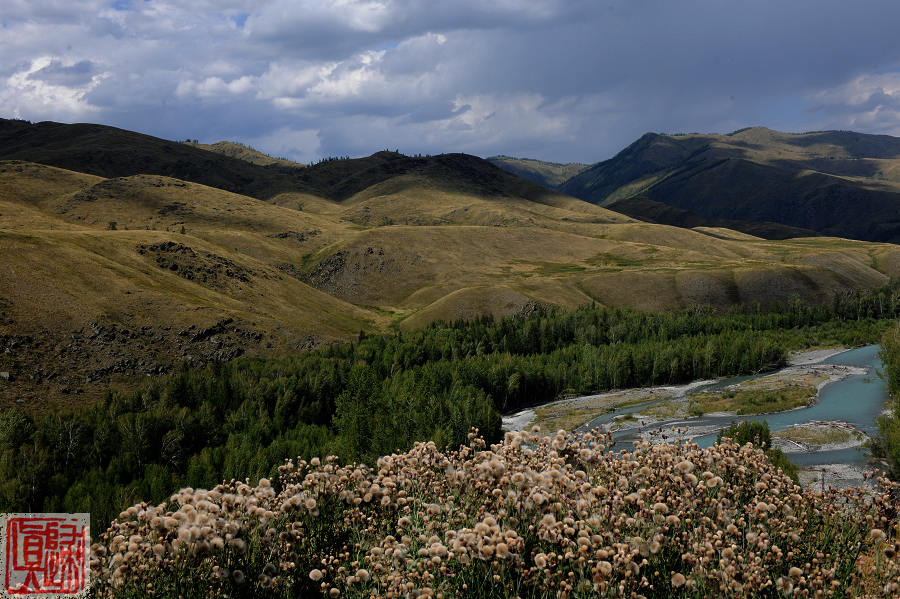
[91,429,900,598]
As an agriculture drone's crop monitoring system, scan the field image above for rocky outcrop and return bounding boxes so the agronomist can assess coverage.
[267,230,319,243]
[301,247,422,300]
[0,317,272,409]
[137,241,253,286]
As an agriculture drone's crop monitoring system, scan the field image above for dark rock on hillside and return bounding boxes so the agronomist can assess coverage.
[0,314,272,410]
[190,318,235,343]
[302,247,422,301]
[267,230,320,243]
[137,242,254,286]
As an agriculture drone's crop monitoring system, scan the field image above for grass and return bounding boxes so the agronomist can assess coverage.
[532,390,671,432]
[773,424,860,445]
[639,399,689,420]
[586,251,646,267]
[685,369,829,417]
[529,261,587,275]
[607,412,639,429]
[689,383,818,416]
[532,403,611,431]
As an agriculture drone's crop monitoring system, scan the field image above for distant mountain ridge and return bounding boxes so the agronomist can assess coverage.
[0,118,309,199]
[486,155,588,188]
[0,119,576,205]
[491,127,900,243]
[186,140,306,168]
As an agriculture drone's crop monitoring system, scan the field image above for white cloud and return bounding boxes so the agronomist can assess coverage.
[812,74,900,107]
[255,62,337,99]
[1,56,107,120]
[244,127,321,165]
[446,93,569,141]
[307,51,385,100]
[807,73,900,135]
[176,75,255,99]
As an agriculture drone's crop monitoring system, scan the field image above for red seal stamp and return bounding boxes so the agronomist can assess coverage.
[1,514,90,598]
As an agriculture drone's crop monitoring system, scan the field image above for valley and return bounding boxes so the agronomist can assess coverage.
[4,120,900,410]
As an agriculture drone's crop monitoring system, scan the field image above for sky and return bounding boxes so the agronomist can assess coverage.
[4,1,900,164]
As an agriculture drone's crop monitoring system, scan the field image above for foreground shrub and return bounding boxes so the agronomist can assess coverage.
[92,430,900,598]
[717,420,799,482]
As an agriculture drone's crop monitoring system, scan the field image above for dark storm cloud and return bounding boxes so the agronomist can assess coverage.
[241,0,589,60]
[4,0,900,164]
[3,0,108,25]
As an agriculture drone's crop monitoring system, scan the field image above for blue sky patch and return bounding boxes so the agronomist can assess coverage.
[232,13,249,29]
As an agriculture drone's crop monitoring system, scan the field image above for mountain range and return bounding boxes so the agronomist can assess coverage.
[491,127,900,243]
[2,118,900,408]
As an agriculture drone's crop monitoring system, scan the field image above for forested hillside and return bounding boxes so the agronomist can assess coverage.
[877,323,900,474]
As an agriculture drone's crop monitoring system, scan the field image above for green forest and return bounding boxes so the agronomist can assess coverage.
[2,288,900,529]
[878,321,900,474]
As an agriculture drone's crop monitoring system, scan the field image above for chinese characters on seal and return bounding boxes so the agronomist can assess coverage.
[1,514,90,597]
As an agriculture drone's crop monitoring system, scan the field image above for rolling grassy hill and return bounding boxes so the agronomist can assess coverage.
[0,119,580,204]
[0,118,320,199]
[3,120,900,410]
[555,127,900,243]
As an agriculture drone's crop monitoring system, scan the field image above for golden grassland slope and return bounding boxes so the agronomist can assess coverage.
[0,161,376,410]
[3,146,900,411]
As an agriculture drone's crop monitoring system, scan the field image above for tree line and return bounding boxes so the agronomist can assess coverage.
[877,322,900,475]
[1,286,899,529]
